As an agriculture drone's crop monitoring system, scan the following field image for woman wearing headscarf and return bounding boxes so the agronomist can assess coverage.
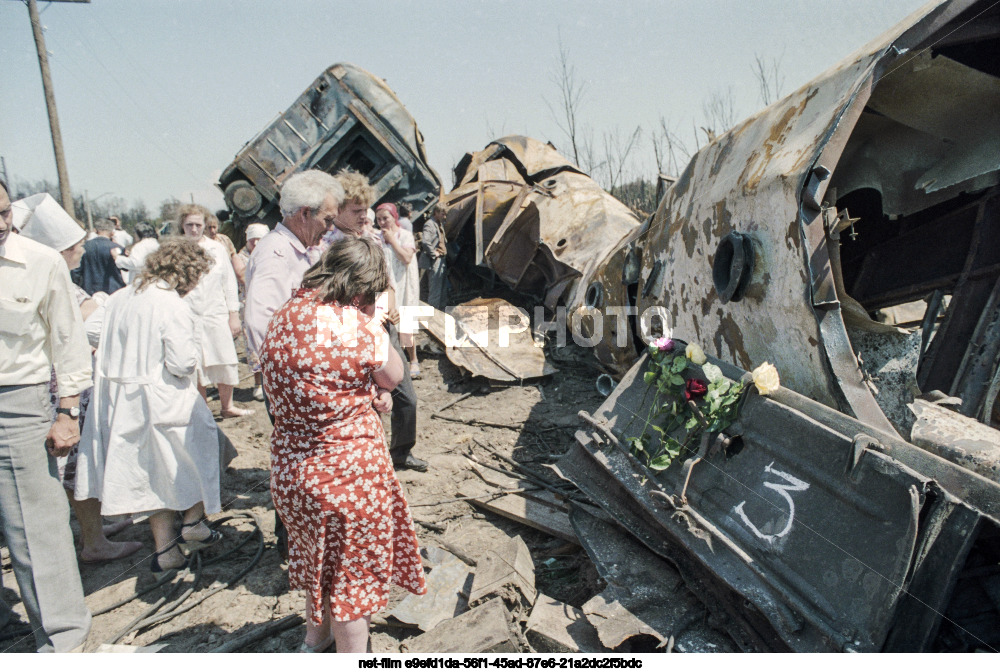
[262,236,426,653]
[75,238,222,578]
[237,222,269,267]
[375,202,421,379]
[15,193,143,564]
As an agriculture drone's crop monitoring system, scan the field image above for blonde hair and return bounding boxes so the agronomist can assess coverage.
[301,236,388,306]
[136,236,213,297]
[176,204,212,233]
[335,169,374,208]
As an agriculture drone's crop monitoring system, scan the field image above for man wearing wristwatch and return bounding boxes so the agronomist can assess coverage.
[0,180,93,652]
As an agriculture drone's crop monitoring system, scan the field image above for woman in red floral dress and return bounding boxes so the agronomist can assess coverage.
[261,236,426,653]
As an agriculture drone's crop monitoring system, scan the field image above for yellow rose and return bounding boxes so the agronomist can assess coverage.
[685,343,707,365]
[751,361,780,396]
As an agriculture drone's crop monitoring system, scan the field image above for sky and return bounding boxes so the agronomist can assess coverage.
[1,0,933,214]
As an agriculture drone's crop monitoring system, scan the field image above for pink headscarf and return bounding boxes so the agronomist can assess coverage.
[375,202,399,223]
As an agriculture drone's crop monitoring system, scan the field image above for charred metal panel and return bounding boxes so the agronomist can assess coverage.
[909,399,1000,483]
[625,0,999,434]
[218,63,440,236]
[441,137,642,375]
[561,352,1000,651]
[632,52,880,407]
[556,442,784,652]
[567,506,740,652]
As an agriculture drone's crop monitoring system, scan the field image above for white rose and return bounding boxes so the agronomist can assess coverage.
[751,361,780,396]
[685,342,707,365]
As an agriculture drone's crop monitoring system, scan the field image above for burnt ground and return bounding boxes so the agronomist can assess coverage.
[0,334,613,653]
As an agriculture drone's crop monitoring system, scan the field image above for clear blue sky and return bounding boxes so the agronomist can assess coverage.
[1,0,930,213]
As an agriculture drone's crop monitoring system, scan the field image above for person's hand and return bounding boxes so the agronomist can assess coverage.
[384,307,400,326]
[436,241,447,257]
[46,415,80,457]
[228,312,241,338]
[373,389,393,414]
[382,225,397,246]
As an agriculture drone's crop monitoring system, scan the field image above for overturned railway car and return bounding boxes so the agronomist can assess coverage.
[218,63,440,236]
[566,0,1000,652]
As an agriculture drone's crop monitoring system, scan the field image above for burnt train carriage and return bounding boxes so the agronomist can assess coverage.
[218,63,440,239]
[568,0,1000,652]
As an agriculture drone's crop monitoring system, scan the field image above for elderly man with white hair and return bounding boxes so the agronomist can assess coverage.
[244,170,345,367]
[244,170,344,557]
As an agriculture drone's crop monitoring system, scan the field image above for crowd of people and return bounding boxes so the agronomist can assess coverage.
[0,168,452,652]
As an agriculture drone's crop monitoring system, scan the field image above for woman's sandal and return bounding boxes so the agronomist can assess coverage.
[297,634,335,653]
[150,543,188,581]
[178,517,222,553]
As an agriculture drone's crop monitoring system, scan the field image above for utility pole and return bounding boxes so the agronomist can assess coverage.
[24,0,91,218]
[84,189,93,231]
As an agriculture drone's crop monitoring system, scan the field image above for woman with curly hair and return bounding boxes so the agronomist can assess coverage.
[74,237,223,578]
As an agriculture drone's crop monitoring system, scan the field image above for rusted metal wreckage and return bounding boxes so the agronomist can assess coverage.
[212,16,1000,649]
[439,136,643,377]
[427,3,999,649]
[547,0,1000,653]
[217,63,441,237]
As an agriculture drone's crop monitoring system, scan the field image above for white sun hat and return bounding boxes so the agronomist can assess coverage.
[14,193,86,252]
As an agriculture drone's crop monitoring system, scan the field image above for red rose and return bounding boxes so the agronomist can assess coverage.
[684,379,708,401]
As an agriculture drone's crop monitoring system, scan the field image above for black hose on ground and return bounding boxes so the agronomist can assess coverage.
[95,512,265,648]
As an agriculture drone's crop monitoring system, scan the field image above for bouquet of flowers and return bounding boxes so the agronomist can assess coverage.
[626,337,780,472]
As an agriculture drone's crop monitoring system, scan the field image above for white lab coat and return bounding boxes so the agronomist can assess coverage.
[74,282,221,516]
[115,237,160,285]
[185,237,240,384]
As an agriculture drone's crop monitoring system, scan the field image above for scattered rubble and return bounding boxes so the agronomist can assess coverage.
[403,598,520,654]
[467,535,536,614]
[421,299,555,382]
[382,546,473,632]
[526,595,606,654]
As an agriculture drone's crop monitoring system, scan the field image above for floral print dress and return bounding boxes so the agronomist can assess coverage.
[261,288,426,624]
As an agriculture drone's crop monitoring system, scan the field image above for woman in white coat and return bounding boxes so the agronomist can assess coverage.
[178,204,252,418]
[75,237,222,577]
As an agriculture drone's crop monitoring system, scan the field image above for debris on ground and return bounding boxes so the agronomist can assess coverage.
[525,595,606,653]
[467,535,536,614]
[402,597,520,654]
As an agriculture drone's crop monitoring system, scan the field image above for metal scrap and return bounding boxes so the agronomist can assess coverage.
[420,298,557,381]
[382,546,473,632]
[440,136,643,375]
[909,398,1000,484]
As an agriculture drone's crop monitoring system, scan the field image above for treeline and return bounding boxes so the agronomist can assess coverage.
[8,178,188,234]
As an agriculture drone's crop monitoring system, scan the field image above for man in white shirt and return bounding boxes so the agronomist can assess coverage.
[0,180,92,652]
[244,171,344,365]
[244,170,344,557]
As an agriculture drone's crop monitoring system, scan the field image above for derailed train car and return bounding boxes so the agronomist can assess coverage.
[217,63,440,236]
[563,0,1000,652]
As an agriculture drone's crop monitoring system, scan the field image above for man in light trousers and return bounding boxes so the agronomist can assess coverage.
[0,180,92,652]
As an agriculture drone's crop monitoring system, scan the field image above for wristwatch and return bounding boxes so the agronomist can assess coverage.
[56,406,81,419]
